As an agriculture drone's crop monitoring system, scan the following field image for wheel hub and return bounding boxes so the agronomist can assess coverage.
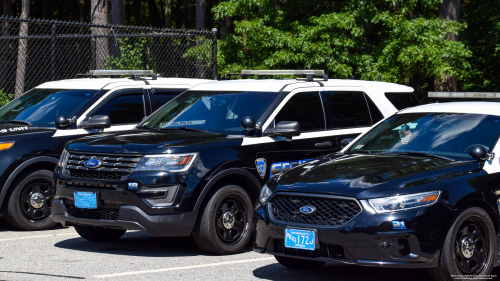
[30,192,45,209]
[460,236,475,259]
[222,211,235,229]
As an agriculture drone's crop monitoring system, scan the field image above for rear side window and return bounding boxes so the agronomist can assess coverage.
[365,95,384,124]
[385,92,420,110]
[275,92,325,132]
[93,94,145,125]
[151,89,185,111]
[325,91,372,128]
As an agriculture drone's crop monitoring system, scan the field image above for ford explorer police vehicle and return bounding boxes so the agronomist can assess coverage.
[52,70,417,255]
[0,70,211,230]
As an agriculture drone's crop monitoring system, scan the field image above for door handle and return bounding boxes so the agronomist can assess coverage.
[315,141,332,148]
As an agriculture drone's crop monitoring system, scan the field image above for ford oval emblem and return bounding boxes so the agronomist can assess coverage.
[84,159,102,169]
[299,205,316,214]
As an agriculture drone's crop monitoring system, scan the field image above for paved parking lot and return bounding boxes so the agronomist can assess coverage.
[0,214,498,281]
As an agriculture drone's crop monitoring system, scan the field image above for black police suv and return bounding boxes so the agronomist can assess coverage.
[52,76,414,254]
[254,102,500,280]
[0,73,207,230]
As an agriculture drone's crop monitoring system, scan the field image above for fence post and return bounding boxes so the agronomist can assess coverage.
[211,28,217,80]
[91,35,96,70]
[51,22,56,81]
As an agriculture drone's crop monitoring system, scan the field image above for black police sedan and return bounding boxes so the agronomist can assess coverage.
[254,102,500,281]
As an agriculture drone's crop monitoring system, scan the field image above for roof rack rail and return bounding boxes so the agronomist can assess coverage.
[428,92,500,99]
[75,70,158,80]
[225,69,328,82]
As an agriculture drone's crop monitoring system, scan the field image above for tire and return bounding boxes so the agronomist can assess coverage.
[74,225,126,242]
[1,169,57,231]
[193,184,254,255]
[275,255,326,270]
[428,206,496,281]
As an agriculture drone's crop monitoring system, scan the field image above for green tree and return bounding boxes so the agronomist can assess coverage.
[212,0,471,99]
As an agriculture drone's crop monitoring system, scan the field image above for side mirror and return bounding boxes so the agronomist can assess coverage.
[80,115,111,131]
[340,138,355,149]
[469,145,494,161]
[55,116,69,129]
[265,121,301,138]
[241,116,257,131]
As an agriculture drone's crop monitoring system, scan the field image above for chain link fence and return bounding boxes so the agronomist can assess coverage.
[0,17,217,98]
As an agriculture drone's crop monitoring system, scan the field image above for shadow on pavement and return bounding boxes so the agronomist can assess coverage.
[253,261,500,281]
[0,213,68,232]
[54,231,253,258]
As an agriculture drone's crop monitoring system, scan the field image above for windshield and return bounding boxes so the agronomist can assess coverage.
[142,91,279,135]
[0,89,100,127]
[348,113,500,160]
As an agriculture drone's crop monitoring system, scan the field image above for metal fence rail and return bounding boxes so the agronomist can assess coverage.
[0,17,217,97]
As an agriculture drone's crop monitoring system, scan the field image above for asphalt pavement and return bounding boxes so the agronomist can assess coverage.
[0,214,499,281]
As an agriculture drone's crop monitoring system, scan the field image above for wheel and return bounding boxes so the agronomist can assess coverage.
[193,184,253,255]
[428,207,496,281]
[74,225,126,242]
[1,169,57,231]
[275,255,326,270]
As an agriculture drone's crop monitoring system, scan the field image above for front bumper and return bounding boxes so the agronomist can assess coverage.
[253,198,450,269]
[52,199,197,237]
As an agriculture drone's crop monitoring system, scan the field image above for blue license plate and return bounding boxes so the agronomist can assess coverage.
[285,228,315,250]
[74,192,97,209]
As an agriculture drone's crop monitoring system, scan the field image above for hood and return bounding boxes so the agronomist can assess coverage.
[0,124,55,141]
[274,153,478,199]
[67,129,243,154]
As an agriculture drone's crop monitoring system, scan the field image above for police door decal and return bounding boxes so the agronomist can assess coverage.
[255,158,267,179]
[270,159,312,177]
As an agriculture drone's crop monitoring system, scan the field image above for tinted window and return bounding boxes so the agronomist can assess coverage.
[143,91,278,135]
[151,89,184,110]
[325,91,371,128]
[385,92,420,110]
[94,94,144,124]
[365,95,384,124]
[275,92,325,132]
[0,89,100,127]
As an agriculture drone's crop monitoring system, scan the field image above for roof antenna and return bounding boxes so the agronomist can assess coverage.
[378,74,382,82]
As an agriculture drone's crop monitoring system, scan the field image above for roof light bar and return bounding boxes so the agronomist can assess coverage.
[429,92,500,99]
[78,70,158,80]
[225,69,328,81]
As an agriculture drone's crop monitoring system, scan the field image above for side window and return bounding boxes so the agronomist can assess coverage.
[151,89,185,111]
[275,92,325,132]
[364,94,384,124]
[385,92,420,110]
[93,93,145,125]
[325,91,371,128]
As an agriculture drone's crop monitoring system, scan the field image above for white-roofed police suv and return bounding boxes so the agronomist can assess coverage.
[52,70,417,254]
[0,70,211,230]
[254,101,500,280]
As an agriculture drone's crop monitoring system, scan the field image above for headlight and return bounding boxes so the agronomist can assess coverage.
[58,148,69,168]
[135,153,197,172]
[259,184,273,204]
[368,190,441,213]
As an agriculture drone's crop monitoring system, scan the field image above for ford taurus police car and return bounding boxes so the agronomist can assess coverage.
[0,70,210,230]
[52,70,416,255]
[254,101,500,281]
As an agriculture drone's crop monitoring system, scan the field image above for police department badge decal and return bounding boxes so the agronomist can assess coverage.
[255,158,267,179]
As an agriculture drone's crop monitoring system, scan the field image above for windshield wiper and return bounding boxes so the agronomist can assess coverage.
[344,149,373,154]
[0,120,33,126]
[157,127,208,132]
[136,125,151,130]
[383,151,454,161]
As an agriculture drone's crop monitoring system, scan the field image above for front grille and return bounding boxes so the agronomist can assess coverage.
[269,194,362,227]
[64,152,142,181]
[273,239,345,259]
[66,204,119,220]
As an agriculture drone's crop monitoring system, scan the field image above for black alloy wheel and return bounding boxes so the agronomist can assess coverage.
[20,180,53,221]
[193,184,254,255]
[453,218,489,274]
[215,196,247,244]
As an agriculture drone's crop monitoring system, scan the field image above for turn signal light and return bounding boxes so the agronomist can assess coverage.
[422,194,438,202]
[0,142,14,151]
